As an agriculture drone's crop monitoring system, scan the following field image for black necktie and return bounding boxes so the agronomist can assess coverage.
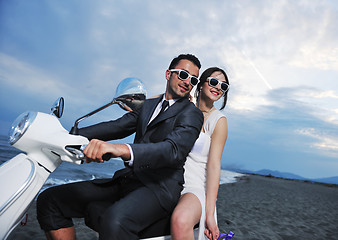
[158,100,169,115]
[151,100,169,124]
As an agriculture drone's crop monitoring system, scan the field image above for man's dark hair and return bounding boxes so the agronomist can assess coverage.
[168,54,201,70]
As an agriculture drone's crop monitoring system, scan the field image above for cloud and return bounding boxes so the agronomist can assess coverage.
[223,0,338,73]
[0,53,90,104]
[257,86,338,156]
[0,53,66,96]
[296,128,338,157]
[312,90,338,99]
[1,0,338,178]
[222,84,338,178]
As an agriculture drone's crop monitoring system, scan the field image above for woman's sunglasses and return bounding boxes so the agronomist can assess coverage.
[207,77,229,93]
[170,69,199,86]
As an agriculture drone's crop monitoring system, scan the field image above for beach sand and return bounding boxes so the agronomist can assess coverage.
[9,174,338,240]
[217,174,338,240]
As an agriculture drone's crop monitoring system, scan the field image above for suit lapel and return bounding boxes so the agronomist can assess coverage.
[147,97,190,129]
[141,96,162,136]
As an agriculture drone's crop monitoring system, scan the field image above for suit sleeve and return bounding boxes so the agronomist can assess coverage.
[77,109,139,141]
[131,105,203,170]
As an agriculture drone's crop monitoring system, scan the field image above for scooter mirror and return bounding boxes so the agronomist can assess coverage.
[113,77,147,111]
[51,97,64,118]
[70,78,147,135]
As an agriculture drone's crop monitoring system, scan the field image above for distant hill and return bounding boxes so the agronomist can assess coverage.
[254,169,307,181]
[313,176,338,185]
[225,168,338,185]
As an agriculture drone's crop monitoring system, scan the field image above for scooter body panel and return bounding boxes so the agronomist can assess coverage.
[0,153,49,239]
[1,112,88,239]
[12,112,88,172]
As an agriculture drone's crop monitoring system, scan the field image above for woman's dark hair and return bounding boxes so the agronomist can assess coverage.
[169,54,201,70]
[195,67,229,110]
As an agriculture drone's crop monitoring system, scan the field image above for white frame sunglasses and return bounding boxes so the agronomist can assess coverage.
[207,77,230,93]
[170,69,200,86]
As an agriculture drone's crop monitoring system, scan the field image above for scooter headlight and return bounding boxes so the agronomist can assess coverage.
[8,111,37,145]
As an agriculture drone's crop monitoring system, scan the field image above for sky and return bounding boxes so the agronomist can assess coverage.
[0,0,337,179]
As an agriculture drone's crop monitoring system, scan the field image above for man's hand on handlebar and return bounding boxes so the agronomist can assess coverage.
[83,139,131,163]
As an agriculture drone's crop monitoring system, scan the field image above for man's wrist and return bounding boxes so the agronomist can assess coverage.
[125,144,134,166]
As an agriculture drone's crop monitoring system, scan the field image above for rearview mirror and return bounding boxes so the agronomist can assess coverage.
[114,77,147,111]
[51,97,64,118]
[70,78,146,134]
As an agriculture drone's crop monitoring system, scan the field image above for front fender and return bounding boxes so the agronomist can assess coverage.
[0,153,49,239]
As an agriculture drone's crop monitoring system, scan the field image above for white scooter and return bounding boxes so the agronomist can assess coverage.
[0,78,178,240]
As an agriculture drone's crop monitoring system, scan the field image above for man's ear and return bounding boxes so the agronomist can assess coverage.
[165,69,171,81]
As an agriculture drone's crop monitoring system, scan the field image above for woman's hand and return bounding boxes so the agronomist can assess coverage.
[204,214,220,240]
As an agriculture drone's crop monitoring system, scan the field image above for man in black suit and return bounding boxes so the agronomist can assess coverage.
[37,54,204,240]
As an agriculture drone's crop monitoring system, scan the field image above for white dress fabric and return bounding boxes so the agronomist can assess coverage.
[181,109,226,240]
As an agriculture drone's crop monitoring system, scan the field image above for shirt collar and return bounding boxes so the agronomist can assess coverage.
[162,95,177,107]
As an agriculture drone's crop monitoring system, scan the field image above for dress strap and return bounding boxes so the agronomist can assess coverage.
[204,110,226,136]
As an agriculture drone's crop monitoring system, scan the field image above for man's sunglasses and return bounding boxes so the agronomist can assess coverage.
[207,77,230,93]
[170,69,199,86]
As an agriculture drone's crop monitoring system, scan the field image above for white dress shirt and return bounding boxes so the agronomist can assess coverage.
[125,96,177,166]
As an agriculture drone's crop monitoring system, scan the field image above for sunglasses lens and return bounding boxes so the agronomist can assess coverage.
[209,78,218,87]
[178,70,189,80]
[190,77,199,86]
[177,70,198,86]
[208,78,229,92]
[221,83,229,92]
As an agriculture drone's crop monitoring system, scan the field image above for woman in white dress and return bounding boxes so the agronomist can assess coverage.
[171,67,230,240]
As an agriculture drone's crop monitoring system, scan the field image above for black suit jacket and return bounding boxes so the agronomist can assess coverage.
[78,95,203,211]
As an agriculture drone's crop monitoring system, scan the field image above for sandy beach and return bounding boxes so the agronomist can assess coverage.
[217,174,338,239]
[8,174,338,240]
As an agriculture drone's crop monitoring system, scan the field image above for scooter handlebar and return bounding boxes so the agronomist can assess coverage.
[102,153,112,161]
[80,145,112,161]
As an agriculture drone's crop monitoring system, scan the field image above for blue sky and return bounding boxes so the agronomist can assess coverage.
[1,0,337,179]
